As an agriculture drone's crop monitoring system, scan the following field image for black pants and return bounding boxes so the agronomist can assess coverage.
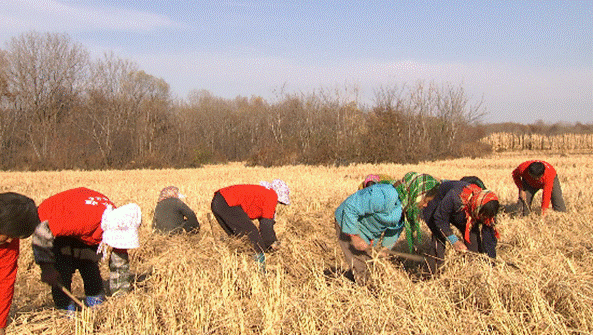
[210,192,267,253]
[521,175,566,215]
[51,238,104,309]
[426,224,497,275]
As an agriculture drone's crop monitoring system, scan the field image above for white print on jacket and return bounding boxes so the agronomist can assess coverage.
[85,196,111,206]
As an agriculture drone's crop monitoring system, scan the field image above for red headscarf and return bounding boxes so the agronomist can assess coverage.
[459,184,500,243]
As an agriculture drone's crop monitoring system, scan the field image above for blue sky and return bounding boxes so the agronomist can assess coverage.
[1,0,591,124]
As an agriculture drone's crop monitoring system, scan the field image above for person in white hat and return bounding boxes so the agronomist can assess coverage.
[32,187,141,310]
[210,179,290,272]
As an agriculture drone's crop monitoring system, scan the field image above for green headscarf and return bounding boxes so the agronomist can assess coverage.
[395,172,441,252]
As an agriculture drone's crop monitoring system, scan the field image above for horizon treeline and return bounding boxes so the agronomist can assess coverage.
[0,32,590,171]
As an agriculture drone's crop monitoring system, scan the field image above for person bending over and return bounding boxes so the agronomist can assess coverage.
[423,181,500,275]
[512,160,566,216]
[0,193,40,334]
[211,179,290,272]
[153,186,200,234]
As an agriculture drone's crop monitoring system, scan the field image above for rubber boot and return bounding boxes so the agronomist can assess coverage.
[64,301,77,319]
[85,294,105,308]
[254,252,266,274]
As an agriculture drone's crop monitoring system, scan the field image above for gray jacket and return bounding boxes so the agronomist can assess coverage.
[153,198,200,234]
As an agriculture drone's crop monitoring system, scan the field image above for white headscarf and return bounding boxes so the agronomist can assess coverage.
[97,203,142,256]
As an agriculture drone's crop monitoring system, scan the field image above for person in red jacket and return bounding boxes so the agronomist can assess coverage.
[210,179,290,271]
[0,193,41,335]
[32,187,141,311]
[512,160,566,216]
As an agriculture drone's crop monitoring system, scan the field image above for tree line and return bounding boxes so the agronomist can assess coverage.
[0,32,492,171]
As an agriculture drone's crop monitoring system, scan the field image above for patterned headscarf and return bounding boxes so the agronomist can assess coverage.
[260,179,290,205]
[158,186,185,202]
[459,184,500,243]
[395,172,441,252]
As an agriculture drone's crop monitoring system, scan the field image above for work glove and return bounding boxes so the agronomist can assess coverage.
[40,263,62,287]
[452,240,468,253]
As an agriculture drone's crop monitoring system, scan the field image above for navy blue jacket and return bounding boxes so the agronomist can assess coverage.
[423,180,497,258]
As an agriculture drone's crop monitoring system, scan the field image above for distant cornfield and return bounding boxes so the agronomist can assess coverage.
[481,132,593,151]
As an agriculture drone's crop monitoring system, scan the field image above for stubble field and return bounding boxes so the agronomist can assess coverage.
[2,151,593,334]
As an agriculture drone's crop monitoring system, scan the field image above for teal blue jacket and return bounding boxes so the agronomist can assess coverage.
[335,184,404,248]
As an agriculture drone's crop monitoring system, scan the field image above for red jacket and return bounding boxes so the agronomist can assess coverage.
[37,188,115,246]
[219,185,278,219]
[0,239,19,328]
[512,160,556,211]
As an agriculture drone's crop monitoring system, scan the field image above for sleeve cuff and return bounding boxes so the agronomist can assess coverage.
[447,234,459,244]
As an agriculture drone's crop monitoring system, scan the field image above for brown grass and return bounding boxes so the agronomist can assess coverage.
[3,153,593,334]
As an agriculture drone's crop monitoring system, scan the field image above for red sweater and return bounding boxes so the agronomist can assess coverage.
[0,239,19,328]
[512,160,557,211]
[37,188,115,246]
[219,185,278,219]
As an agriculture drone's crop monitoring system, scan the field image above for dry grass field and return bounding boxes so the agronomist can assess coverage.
[2,151,592,334]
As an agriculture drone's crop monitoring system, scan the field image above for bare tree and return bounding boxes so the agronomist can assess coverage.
[4,31,89,164]
[0,50,22,165]
[83,52,139,166]
[0,32,494,169]
[120,70,171,161]
[368,81,486,163]
[433,83,485,155]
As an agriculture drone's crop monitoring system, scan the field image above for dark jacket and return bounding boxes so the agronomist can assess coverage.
[153,198,200,234]
[423,180,497,258]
